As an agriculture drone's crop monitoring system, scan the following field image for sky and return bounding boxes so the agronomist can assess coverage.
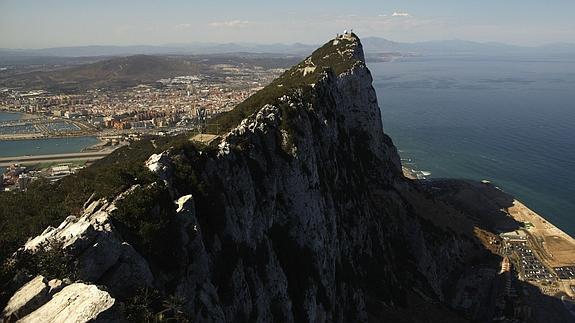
[1,0,574,49]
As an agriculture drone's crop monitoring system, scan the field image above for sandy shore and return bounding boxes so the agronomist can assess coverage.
[20,113,40,120]
[402,166,417,179]
[81,137,109,152]
[507,199,575,267]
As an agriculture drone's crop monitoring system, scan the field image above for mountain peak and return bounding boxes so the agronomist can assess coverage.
[211,33,367,133]
[285,32,364,84]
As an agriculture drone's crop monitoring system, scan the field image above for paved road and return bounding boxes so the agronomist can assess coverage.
[0,151,113,166]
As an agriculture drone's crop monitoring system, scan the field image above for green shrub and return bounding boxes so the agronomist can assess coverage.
[111,183,181,271]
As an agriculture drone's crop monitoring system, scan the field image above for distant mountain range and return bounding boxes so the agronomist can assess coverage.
[362,38,575,56]
[0,53,301,92]
[2,37,575,58]
[0,55,206,91]
[1,36,574,92]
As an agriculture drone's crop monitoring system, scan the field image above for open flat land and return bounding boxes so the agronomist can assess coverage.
[0,149,116,167]
[507,200,575,267]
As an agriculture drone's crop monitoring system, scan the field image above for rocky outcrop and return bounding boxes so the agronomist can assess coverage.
[2,275,50,320]
[2,276,113,323]
[18,282,115,323]
[21,190,154,298]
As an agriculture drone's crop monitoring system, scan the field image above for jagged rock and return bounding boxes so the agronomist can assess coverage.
[76,230,123,281]
[174,194,196,246]
[47,279,65,296]
[2,275,49,321]
[146,152,173,180]
[18,192,153,298]
[18,283,116,323]
[23,201,112,253]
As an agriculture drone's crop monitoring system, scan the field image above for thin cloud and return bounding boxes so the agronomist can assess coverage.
[392,12,410,17]
[208,20,253,28]
[175,23,192,30]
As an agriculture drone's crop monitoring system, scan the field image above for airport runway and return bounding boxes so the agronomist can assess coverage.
[0,151,113,167]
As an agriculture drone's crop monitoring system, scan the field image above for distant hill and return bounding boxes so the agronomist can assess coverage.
[0,55,206,91]
[362,37,575,56]
[0,43,318,58]
[2,38,575,59]
[2,37,574,92]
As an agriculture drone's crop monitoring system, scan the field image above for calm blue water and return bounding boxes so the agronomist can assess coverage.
[371,56,575,237]
[0,112,100,172]
[0,136,100,157]
[0,111,23,122]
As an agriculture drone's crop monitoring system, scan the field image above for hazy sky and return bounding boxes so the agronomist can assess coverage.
[1,0,574,48]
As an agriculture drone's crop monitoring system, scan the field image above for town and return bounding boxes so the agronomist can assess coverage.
[0,63,283,138]
[1,62,285,191]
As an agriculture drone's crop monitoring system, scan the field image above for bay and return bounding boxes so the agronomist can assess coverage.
[0,112,100,172]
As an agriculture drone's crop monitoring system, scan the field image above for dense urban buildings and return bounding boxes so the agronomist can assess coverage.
[0,60,285,191]
[0,64,283,139]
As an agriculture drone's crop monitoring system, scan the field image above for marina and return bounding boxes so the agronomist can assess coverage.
[0,115,93,140]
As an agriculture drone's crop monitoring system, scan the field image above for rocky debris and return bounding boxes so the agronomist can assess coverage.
[18,283,115,323]
[2,275,50,321]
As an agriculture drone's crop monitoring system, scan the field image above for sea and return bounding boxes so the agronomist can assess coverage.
[371,55,575,237]
[0,112,100,172]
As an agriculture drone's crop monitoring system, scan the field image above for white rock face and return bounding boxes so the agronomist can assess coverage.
[176,194,193,213]
[145,152,171,178]
[18,283,115,323]
[23,199,112,252]
[2,275,49,320]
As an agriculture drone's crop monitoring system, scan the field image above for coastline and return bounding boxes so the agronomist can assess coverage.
[404,163,575,298]
[20,112,39,120]
[402,164,575,244]
[81,137,109,152]
[402,166,417,179]
[0,132,98,141]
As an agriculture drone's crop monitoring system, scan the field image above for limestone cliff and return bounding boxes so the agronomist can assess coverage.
[2,34,491,322]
